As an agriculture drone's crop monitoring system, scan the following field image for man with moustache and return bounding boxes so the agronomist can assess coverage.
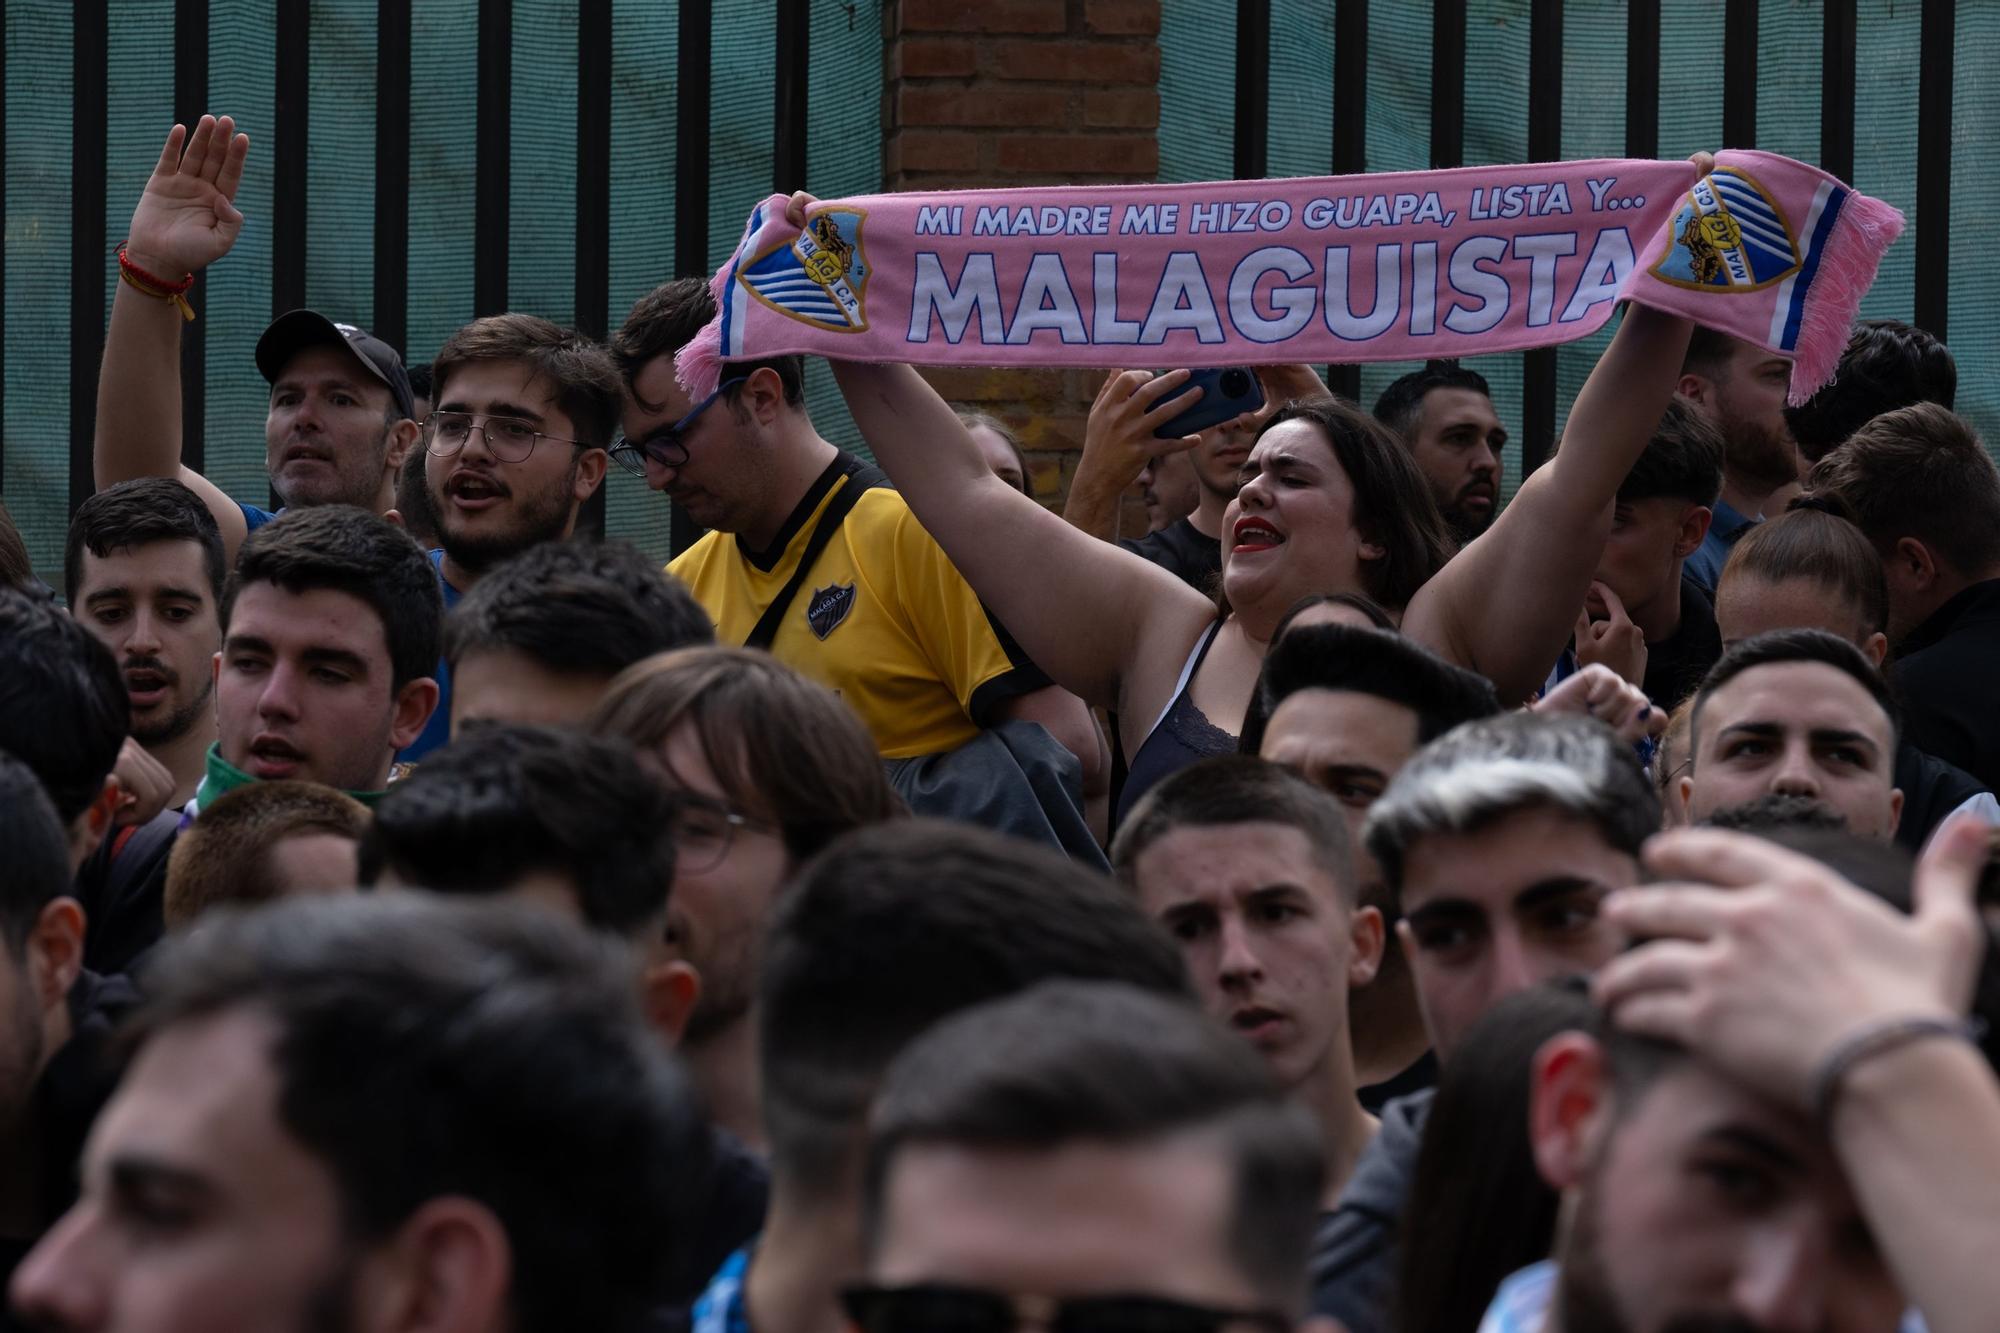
[1678,328,1800,591]
[93,117,421,564]
[64,481,224,807]
[1373,362,1507,546]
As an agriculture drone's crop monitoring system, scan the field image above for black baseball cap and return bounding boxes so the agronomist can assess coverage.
[256,310,419,422]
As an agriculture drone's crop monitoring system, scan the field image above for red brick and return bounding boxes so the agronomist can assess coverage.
[1026,454,1066,499]
[1018,412,1086,451]
[1085,0,1161,36]
[889,36,977,79]
[900,0,1066,35]
[898,85,1071,128]
[997,134,1158,177]
[1084,88,1159,128]
[921,367,1072,403]
[885,129,983,176]
[988,38,1161,84]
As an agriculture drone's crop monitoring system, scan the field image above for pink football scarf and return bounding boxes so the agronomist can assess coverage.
[679,150,1899,408]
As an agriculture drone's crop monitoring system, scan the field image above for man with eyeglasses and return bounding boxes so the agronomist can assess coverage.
[94,116,421,564]
[610,279,1104,850]
[400,311,621,755]
[855,981,1329,1333]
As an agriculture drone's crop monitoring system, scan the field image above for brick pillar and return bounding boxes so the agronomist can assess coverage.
[883,0,1162,531]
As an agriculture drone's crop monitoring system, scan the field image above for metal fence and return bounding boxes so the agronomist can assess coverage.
[3,0,879,579]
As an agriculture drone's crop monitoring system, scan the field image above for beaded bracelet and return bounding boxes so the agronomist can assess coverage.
[116,243,196,322]
[1807,1014,1987,1131]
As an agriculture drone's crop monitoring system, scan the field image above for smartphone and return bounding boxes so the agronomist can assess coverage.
[1152,367,1265,440]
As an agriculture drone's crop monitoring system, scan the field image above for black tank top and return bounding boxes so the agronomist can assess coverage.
[1115,619,1237,827]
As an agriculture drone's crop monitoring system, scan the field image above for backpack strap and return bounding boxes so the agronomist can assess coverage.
[745,462,889,650]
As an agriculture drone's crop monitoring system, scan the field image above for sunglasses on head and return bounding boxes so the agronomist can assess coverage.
[840,1283,1292,1333]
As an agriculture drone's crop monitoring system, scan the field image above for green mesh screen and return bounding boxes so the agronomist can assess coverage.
[1,1,882,581]
[1161,0,1997,508]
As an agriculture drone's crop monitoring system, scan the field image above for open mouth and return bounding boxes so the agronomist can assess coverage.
[1230,1007,1286,1041]
[246,735,308,779]
[1232,516,1286,553]
[446,471,509,510]
[123,667,172,706]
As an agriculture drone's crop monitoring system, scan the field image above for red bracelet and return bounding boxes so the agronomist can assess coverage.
[117,243,194,295]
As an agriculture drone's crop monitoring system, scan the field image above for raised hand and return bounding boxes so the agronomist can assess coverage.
[1593,819,1989,1112]
[109,736,177,828]
[1533,662,1663,746]
[1573,580,1647,686]
[124,115,251,279]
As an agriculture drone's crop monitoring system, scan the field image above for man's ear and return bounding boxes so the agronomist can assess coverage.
[1675,504,1713,558]
[1346,904,1386,989]
[29,898,86,1015]
[640,960,702,1047]
[1529,1031,1610,1191]
[73,779,120,868]
[390,678,443,753]
[1861,631,1889,668]
[1676,372,1715,407]
[1676,771,1697,825]
[358,1197,511,1333]
[741,366,789,425]
[572,448,609,504]
[384,418,422,475]
[1895,536,1938,591]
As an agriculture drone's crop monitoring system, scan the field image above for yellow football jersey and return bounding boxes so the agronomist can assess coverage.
[669,454,1047,759]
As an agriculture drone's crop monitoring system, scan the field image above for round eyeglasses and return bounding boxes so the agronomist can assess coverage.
[424,411,587,464]
[608,376,749,478]
[665,792,774,874]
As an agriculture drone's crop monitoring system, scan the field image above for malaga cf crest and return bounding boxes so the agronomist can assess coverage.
[1650,167,1802,292]
[738,207,871,333]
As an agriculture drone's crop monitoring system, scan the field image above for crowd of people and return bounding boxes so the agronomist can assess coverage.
[0,111,1996,1332]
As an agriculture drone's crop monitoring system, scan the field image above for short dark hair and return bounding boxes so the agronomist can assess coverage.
[612,276,804,410]
[357,726,676,939]
[1787,319,1957,462]
[1364,714,1659,900]
[1804,402,2000,578]
[1258,398,1457,610]
[65,478,225,608]
[1691,628,1900,758]
[0,586,128,824]
[432,314,625,448]
[0,502,36,594]
[590,646,902,863]
[1112,756,1356,902]
[864,981,1323,1311]
[0,751,74,954]
[1371,360,1493,441]
[1239,622,1501,755]
[166,781,370,929]
[1681,324,1740,378]
[394,441,442,551]
[759,820,1190,1195]
[1719,506,1888,638]
[223,505,443,692]
[1614,396,1724,507]
[124,895,710,1333]
[405,361,434,403]
[443,540,713,676]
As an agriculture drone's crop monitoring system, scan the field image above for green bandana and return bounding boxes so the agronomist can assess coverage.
[186,744,388,819]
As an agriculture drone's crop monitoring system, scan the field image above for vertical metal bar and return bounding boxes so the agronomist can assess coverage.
[1327,0,1367,403]
[1722,0,1757,148]
[175,0,210,473]
[474,0,512,317]
[576,0,613,539]
[1820,0,1856,183]
[0,5,7,493]
[671,0,714,555]
[773,0,811,193]
[1430,0,1466,170]
[71,0,110,518]
[1233,0,1270,179]
[375,0,412,358]
[1625,0,1659,159]
[1914,0,1953,339]
[1519,0,1562,476]
[272,0,309,316]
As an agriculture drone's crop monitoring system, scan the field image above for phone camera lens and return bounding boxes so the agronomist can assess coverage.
[1221,370,1251,397]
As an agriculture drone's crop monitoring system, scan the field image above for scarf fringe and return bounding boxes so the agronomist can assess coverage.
[1788,189,1905,405]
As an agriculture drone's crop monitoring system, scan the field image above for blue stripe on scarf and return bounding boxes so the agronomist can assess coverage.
[1781,184,1848,351]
